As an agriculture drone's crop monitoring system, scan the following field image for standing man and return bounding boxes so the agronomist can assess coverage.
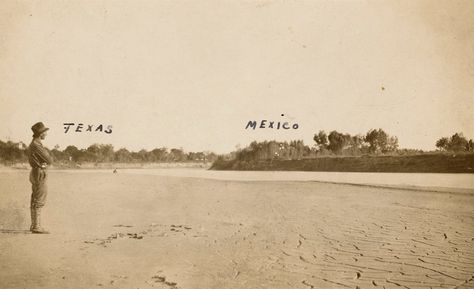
[28,122,53,234]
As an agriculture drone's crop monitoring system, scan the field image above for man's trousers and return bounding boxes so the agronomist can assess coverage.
[30,168,47,209]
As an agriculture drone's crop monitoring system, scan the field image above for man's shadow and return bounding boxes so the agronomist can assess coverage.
[0,229,31,234]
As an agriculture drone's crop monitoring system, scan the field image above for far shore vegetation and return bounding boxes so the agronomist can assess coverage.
[1,129,473,172]
[0,142,217,167]
[211,130,474,173]
[216,129,474,162]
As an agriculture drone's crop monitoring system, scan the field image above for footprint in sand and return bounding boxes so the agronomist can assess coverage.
[169,225,192,234]
[149,273,179,289]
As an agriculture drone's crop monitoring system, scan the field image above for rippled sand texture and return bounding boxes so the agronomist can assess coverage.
[0,171,473,289]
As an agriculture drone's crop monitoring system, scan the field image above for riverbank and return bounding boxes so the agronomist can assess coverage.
[211,153,474,173]
[0,162,212,170]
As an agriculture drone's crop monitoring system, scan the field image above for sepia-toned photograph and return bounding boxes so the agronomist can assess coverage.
[0,1,473,288]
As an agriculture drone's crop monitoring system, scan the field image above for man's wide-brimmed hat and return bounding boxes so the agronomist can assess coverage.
[31,122,49,137]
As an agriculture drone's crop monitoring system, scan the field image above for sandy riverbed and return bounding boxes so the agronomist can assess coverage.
[0,171,473,289]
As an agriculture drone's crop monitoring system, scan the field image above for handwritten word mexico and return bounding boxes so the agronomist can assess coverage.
[63,123,112,134]
[245,120,299,130]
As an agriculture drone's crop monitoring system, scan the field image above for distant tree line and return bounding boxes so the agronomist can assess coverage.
[435,133,474,153]
[0,140,28,163]
[1,130,473,165]
[0,141,217,164]
[313,129,399,155]
[234,140,312,162]
[222,129,473,162]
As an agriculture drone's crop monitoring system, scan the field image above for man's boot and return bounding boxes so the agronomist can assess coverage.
[30,207,35,231]
[31,208,49,234]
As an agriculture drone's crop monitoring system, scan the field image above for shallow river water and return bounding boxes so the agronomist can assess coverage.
[55,168,474,190]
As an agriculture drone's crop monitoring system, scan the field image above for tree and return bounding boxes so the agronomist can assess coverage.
[385,136,399,153]
[137,149,150,162]
[114,148,132,162]
[151,147,168,161]
[468,140,474,152]
[350,135,364,149]
[187,152,206,161]
[169,148,186,162]
[364,129,397,154]
[0,141,27,162]
[86,144,114,162]
[100,144,115,162]
[343,134,366,155]
[448,133,469,152]
[234,140,311,161]
[327,131,351,154]
[51,144,67,162]
[436,133,472,152]
[435,137,449,151]
[313,130,328,150]
[204,151,218,162]
[64,145,83,162]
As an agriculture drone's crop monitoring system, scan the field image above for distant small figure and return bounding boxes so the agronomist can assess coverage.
[113,168,118,174]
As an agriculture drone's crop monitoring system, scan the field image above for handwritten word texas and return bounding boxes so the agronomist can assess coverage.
[63,123,112,134]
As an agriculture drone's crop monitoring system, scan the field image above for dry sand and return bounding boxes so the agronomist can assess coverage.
[0,171,473,289]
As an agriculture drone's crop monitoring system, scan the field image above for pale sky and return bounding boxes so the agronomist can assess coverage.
[0,0,473,154]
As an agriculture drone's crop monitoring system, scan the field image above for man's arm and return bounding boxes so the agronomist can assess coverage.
[33,143,53,165]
